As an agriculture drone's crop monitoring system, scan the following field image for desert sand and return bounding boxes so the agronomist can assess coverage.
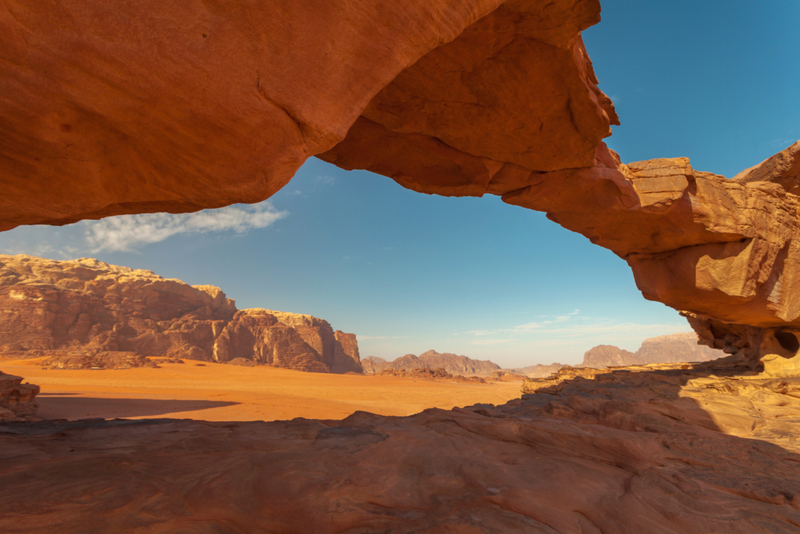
[0,358,522,422]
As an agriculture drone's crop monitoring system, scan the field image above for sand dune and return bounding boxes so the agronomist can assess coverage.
[1,358,522,422]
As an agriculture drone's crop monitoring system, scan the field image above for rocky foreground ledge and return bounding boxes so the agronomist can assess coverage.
[2,358,800,533]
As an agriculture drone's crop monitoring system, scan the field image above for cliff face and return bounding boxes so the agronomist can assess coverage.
[0,255,361,373]
[212,309,362,373]
[362,350,500,376]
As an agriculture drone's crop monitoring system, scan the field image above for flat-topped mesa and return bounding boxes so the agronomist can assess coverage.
[0,255,362,374]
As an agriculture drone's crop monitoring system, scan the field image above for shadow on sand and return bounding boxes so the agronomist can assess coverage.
[35,396,239,420]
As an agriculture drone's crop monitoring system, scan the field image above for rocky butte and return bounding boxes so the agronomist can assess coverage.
[0,255,362,374]
[2,0,800,532]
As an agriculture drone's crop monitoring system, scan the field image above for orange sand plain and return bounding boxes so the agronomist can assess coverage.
[1,358,523,422]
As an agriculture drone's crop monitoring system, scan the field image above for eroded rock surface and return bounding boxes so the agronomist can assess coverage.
[0,255,361,373]
[492,141,800,368]
[2,359,800,533]
[362,350,500,376]
[0,0,610,230]
[0,371,38,421]
[212,309,362,373]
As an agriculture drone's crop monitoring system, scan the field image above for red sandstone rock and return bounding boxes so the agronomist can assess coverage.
[0,0,516,231]
[0,371,39,421]
[0,255,361,374]
[2,359,800,532]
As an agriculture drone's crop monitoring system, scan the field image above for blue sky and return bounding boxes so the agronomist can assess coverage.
[2,1,798,367]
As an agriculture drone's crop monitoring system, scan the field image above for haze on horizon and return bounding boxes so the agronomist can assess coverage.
[1,1,798,369]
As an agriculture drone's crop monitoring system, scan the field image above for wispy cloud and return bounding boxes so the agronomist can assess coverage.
[467,330,495,336]
[470,339,513,346]
[84,201,287,253]
[458,308,689,349]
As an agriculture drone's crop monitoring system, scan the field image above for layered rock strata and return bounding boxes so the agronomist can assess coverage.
[2,358,800,532]
[0,371,38,421]
[0,255,361,373]
[362,350,500,376]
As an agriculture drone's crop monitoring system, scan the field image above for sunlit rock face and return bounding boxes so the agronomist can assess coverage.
[501,142,800,366]
[212,309,363,373]
[0,255,361,373]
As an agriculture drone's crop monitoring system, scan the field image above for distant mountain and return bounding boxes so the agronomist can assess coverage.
[362,350,500,376]
[579,333,723,368]
[580,345,637,368]
[508,363,566,378]
[512,332,725,378]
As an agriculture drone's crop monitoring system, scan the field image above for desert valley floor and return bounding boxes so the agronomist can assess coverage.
[1,358,522,422]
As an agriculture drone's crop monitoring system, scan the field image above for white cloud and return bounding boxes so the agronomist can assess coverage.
[83,201,287,253]
[467,330,495,336]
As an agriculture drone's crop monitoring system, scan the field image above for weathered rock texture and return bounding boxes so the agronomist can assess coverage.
[0,371,38,421]
[500,142,800,372]
[0,255,361,373]
[213,309,362,373]
[2,358,800,532]
[362,350,500,376]
[581,332,723,368]
[0,0,612,230]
